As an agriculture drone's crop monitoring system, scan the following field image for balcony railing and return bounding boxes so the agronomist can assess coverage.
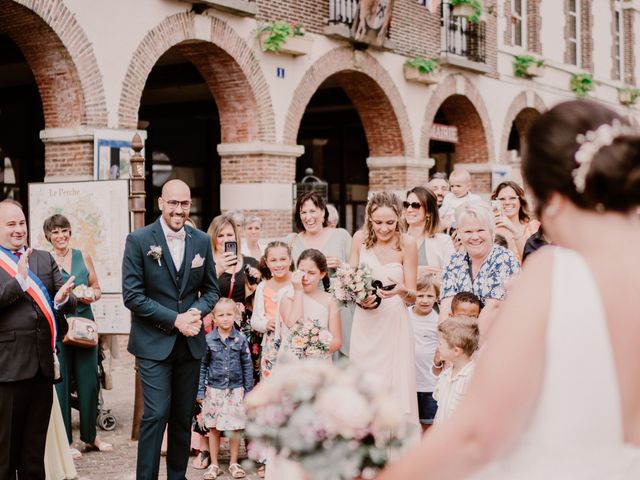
[328,0,358,27]
[441,3,486,63]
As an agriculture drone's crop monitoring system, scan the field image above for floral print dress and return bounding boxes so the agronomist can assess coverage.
[440,245,521,306]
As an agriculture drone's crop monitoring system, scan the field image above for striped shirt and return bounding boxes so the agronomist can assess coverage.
[433,360,476,422]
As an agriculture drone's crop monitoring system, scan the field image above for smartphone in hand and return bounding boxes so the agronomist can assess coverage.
[224,241,238,266]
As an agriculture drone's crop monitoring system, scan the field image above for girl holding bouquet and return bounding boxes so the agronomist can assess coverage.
[278,249,342,360]
[349,191,420,432]
[251,241,294,379]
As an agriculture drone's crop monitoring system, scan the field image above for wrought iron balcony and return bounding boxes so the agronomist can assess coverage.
[328,0,358,27]
[441,2,487,65]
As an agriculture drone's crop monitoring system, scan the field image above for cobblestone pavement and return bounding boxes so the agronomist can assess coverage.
[71,337,259,480]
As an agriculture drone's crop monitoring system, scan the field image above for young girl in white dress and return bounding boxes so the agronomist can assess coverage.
[278,248,342,360]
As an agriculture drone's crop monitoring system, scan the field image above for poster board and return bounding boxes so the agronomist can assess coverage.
[28,180,131,333]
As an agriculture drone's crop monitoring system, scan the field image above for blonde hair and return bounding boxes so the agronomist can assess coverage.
[212,298,240,318]
[416,272,440,298]
[438,315,479,357]
[364,191,406,250]
[207,214,242,255]
[455,201,496,240]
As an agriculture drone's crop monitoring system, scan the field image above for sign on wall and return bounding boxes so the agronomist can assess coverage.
[430,123,459,143]
[94,129,146,180]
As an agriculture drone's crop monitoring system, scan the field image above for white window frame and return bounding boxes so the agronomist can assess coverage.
[567,0,581,67]
[613,0,624,81]
[511,0,527,49]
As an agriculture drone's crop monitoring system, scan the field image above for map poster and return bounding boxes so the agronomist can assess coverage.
[91,294,130,334]
[28,180,130,295]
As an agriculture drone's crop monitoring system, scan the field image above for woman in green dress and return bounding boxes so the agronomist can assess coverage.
[43,214,112,459]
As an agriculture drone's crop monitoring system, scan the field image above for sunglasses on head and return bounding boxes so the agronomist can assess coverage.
[402,201,422,209]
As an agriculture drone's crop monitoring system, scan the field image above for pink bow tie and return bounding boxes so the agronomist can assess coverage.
[166,231,185,242]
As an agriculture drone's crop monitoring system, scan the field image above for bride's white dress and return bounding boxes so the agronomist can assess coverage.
[473,248,640,479]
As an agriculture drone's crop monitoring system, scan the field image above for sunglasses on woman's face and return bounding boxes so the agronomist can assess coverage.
[403,201,422,210]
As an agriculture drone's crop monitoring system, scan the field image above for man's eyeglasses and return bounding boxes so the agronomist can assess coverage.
[402,201,422,210]
[163,199,191,209]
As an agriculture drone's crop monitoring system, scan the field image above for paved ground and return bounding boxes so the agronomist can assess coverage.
[71,336,260,480]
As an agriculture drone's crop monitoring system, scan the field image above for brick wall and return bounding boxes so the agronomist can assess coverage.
[220,154,296,183]
[470,172,491,193]
[580,0,593,71]
[233,209,293,238]
[527,0,542,53]
[44,142,94,177]
[623,7,636,85]
[504,0,513,46]
[368,163,430,192]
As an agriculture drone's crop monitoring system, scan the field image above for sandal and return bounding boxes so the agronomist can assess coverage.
[87,439,113,452]
[192,450,211,469]
[70,447,82,460]
[203,464,221,480]
[229,463,246,479]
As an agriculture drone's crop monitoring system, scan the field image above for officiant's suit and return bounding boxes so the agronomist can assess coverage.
[122,217,219,480]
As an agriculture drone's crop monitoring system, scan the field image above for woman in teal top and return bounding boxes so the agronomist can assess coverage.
[43,214,112,459]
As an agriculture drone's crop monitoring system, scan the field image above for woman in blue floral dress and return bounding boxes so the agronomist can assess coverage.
[439,202,521,334]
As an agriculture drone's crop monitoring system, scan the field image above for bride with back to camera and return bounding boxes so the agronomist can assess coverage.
[376,100,640,479]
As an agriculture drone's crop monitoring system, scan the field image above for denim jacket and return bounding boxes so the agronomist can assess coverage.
[198,327,253,399]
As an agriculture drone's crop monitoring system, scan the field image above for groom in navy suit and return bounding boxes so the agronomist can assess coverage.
[122,179,219,479]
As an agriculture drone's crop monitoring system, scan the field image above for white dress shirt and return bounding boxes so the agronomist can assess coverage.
[160,217,185,270]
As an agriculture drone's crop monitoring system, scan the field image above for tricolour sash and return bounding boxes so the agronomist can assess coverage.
[0,246,57,350]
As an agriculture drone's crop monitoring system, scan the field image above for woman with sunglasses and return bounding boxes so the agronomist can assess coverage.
[403,186,455,280]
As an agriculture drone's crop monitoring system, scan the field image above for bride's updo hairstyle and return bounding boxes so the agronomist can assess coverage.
[523,100,640,213]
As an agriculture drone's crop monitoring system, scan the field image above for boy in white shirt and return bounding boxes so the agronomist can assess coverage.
[408,273,440,432]
[439,169,481,230]
[433,315,479,422]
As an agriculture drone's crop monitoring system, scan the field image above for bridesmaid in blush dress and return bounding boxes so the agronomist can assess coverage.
[349,192,420,432]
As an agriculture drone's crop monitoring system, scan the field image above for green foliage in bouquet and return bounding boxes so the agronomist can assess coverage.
[259,20,305,52]
[450,0,484,24]
[404,56,439,74]
[570,72,594,97]
[618,86,640,106]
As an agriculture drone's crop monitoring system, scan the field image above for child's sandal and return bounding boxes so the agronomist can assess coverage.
[203,464,221,480]
[229,463,246,478]
[193,450,211,469]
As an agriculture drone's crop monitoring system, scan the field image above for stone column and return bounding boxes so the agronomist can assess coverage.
[217,142,304,238]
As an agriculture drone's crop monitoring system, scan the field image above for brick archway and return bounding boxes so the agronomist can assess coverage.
[421,74,494,163]
[118,13,275,143]
[501,91,546,162]
[284,48,413,157]
[0,0,107,127]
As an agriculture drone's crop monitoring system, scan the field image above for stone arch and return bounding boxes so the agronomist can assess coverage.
[0,0,107,127]
[118,13,275,143]
[421,73,494,163]
[501,91,546,163]
[284,48,414,157]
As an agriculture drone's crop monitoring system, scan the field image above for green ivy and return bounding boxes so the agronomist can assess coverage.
[404,57,439,74]
[259,21,305,52]
[450,0,484,24]
[619,86,640,105]
[570,72,594,97]
[513,55,544,78]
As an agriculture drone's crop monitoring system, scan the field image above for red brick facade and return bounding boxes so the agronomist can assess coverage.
[421,74,494,164]
[117,12,275,143]
[283,47,413,157]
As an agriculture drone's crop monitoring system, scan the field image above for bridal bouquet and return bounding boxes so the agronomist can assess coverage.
[330,264,374,307]
[290,319,333,359]
[245,360,411,480]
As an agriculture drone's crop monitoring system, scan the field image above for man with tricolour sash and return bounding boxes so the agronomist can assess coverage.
[0,199,77,479]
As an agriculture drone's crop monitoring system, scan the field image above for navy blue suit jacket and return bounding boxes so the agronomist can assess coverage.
[122,219,219,361]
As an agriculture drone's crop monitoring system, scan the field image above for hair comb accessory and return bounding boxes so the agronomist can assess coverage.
[573,119,637,193]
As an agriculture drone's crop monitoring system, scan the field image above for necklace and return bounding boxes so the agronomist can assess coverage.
[54,248,71,261]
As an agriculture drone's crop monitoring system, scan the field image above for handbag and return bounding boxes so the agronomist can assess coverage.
[63,316,99,348]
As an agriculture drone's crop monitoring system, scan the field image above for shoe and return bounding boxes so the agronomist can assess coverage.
[229,463,246,479]
[87,439,113,452]
[192,450,211,469]
[70,447,82,460]
[203,464,221,479]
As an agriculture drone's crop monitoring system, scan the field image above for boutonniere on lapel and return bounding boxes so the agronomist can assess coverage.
[191,253,204,268]
[147,245,162,266]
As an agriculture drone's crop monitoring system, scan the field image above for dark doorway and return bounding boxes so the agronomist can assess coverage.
[297,80,369,233]
[0,34,45,212]
[138,47,221,230]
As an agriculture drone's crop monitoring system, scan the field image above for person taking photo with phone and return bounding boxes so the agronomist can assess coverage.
[207,214,262,384]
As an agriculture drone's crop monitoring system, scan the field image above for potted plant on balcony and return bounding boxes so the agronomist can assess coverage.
[450,0,484,24]
[569,72,594,97]
[513,55,545,78]
[403,57,440,85]
[258,20,312,56]
[618,86,640,106]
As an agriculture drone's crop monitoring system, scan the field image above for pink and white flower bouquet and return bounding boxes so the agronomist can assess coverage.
[330,264,374,307]
[290,318,333,359]
[245,360,411,480]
